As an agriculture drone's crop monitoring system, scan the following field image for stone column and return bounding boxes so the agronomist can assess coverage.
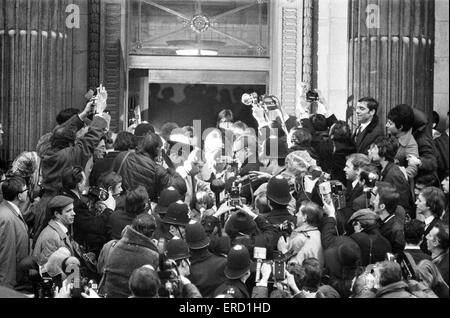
[269,0,304,117]
[0,0,74,163]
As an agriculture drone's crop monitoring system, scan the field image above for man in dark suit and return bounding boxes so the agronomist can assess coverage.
[434,111,449,182]
[416,186,446,254]
[373,182,406,254]
[426,221,449,285]
[403,219,431,264]
[353,97,385,155]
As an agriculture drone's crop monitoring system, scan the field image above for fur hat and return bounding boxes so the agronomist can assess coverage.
[224,212,257,238]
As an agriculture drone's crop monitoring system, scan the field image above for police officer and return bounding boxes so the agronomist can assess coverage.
[213,244,252,298]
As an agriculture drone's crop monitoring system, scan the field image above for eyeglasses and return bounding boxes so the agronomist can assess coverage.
[19,188,29,193]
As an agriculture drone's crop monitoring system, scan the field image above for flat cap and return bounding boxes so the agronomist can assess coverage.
[348,208,379,224]
[48,195,74,210]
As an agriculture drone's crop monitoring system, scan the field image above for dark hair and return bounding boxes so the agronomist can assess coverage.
[98,171,122,191]
[404,219,425,245]
[346,153,370,170]
[372,136,399,162]
[129,266,160,298]
[61,166,84,190]
[131,213,156,238]
[376,181,399,214]
[377,261,403,287]
[299,201,323,227]
[287,263,304,289]
[217,109,234,126]
[358,97,379,115]
[415,173,440,188]
[51,126,77,150]
[1,176,27,201]
[330,121,353,143]
[432,222,449,250]
[56,108,79,125]
[310,114,327,132]
[137,133,162,159]
[113,131,136,151]
[301,258,323,290]
[126,185,149,216]
[432,111,440,126]
[291,128,312,147]
[387,104,415,132]
[420,187,445,218]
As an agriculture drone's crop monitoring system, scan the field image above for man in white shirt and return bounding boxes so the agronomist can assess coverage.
[0,176,30,288]
[32,195,75,266]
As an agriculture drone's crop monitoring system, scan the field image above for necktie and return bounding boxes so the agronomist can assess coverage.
[354,126,362,141]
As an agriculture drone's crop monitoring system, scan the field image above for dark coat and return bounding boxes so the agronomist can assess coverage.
[434,132,449,181]
[403,247,431,264]
[434,250,449,286]
[62,190,110,254]
[420,217,440,254]
[100,225,159,298]
[412,109,438,176]
[266,208,297,227]
[337,182,364,235]
[353,115,385,155]
[106,206,137,241]
[381,162,413,217]
[112,150,185,202]
[41,115,107,192]
[375,281,416,298]
[188,249,227,298]
[89,151,120,186]
[213,278,250,298]
[379,214,406,254]
[350,224,392,266]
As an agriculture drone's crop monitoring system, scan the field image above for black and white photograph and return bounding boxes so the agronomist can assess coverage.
[0,0,448,306]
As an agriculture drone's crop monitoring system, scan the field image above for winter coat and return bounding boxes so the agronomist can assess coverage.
[287,224,324,267]
[381,162,414,217]
[353,115,385,155]
[112,150,185,202]
[420,217,440,254]
[412,109,438,176]
[433,250,449,286]
[350,224,392,266]
[99,225,159,298]
[188,249,227,298]
[434,132,449,181]
[375,281,416,298]
[379,214,406,254]
[0,202,30,288]
[32,219,74,266]
[41,115,107,192]
[266,208,297,227]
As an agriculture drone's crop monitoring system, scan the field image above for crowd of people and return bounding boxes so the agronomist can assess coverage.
[0,85,448,299]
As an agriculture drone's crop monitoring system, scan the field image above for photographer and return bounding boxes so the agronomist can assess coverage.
[161,237,202,298]
[277,201,324,267]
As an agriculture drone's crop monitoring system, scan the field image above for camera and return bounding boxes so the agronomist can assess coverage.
[319,180,346,210]
[241,92,280,112]
[228,180,243,208]
[158,256,181,297]
[306,90,319,102]
[272,251,286,281]
[88,186,109,201]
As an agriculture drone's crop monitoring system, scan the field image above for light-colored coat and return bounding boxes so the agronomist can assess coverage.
[287,224,324,267]
[32,219,74,266]
[0,201,30,288]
